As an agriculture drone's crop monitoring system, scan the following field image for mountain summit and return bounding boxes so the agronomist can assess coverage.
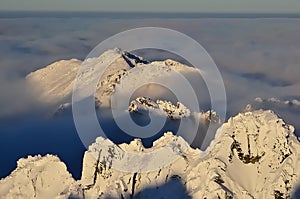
[26,49,147,106]
[0,110,299,198]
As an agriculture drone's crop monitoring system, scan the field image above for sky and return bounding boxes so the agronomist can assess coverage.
[0,0,300,13]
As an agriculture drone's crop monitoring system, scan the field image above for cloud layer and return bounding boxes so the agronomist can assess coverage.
[0,14,300,178]
[1,16,299,130]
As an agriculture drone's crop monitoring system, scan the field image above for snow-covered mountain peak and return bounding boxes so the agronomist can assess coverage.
[1,110,300,198]
[0,155,76,199]
[27,48,200,110]
[122,50,149,66]
[128,97,191,120]
[26,48,149,106]
[76,110,300,198]
[207,110,300,198]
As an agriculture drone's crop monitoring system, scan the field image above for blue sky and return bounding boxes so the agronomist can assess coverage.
[0,0,300,13]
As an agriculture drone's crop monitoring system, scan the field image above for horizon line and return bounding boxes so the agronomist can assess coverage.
[0,11,300,19]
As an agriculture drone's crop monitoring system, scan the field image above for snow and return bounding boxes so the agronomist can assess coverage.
[0,155,77,199]
[1,110,299,198]
[26,58,81,104]
[26,48,200,111]
[5,49,298,198]
[209,110,300,198]
[128,97,191,120]
[26,48,146,107]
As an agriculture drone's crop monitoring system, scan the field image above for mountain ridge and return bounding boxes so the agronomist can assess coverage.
[0,110,299,199]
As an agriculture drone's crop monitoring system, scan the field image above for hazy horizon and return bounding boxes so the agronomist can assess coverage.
[1,0,300,13]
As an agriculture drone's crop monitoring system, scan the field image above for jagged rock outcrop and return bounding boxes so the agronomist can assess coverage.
[128,97,191,120]
[210,110,300,198]
[2,110,298,198]
[128,96,219,123]
[0,155,79,199]
[77,110,300,198]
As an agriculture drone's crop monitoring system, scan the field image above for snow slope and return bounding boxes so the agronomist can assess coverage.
[1,110,299,199]
[26,48,148,106]
[0,155,76,199]
[26,58,81,104]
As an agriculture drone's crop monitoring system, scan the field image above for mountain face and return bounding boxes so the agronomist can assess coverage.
[0,110,299,199]
[26,48,200,110]
[26,48,148,107]
[2,49,299,198]
[0,155,76,199]
[78,110,300,199]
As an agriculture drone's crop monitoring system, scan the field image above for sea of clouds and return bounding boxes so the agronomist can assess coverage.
[0,14,300,179]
